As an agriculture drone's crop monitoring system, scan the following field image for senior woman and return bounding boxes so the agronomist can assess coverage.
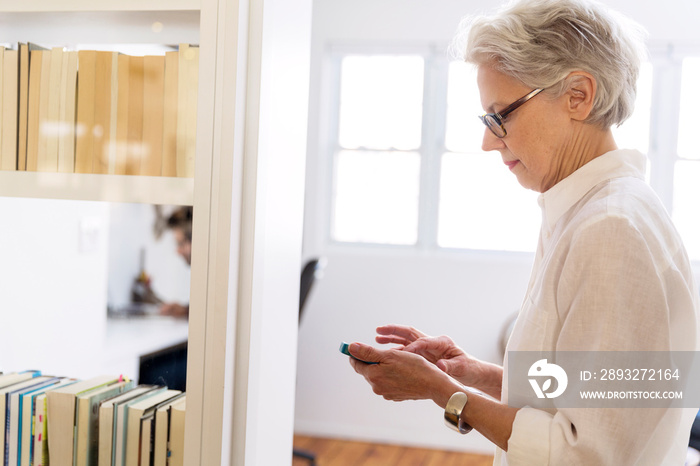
[346,0,700,464]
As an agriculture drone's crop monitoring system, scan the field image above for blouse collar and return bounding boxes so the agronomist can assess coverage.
[537,149,647,234]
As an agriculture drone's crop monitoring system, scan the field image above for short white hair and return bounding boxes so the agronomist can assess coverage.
[453,0,648,128]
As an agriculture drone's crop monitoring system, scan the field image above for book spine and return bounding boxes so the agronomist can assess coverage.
[5,394,11,466]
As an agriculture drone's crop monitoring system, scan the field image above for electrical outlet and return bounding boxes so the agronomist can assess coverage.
[79,217,102,253]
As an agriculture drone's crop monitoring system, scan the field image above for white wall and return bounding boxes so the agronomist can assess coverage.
[295,250,531,453]
[0,198,190,380]
[0,197,109,379]
[295,0,700,455]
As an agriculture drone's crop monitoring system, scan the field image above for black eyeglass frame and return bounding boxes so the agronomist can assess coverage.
[479,88,545,138]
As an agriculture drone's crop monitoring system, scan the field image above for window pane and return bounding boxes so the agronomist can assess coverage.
[445,61,483,153]
[438,152,540,251]
[338,55,424,150]
[332,150,420,245]
[673,160,700,260]
[678,58,700,160]
[612,62,652,154]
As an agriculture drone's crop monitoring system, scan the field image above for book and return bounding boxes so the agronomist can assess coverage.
[141,55,164,176]
[124,390,179,466]
[138,411,154,466]
[0,372,40,390]
[74,378,134,466]
[161,51,178,178]
[176,44,198,178]
[1,48,18,171]
[25,49,42,172]
[19,378,75,466]
[92,51,116,175]
[75,50,96,174]
[126,55,144,176]
[97,386,157,466]
[7,377,61,466]
[32,394,48,466]
[19,46,196,178]
[167,397,186,466]
[107,53,118,175]
[39,46,62,172]
[113,386,165,466]
[152,393,185,466]
[0,376,50,459]
[36,49,51,171]
[46,375,121,466]
[114,54,130,175]
[2,376,55,465]
[17,43,29,171]
[58,50,78,174]
[27,379,77,466]
[0,46,4,170]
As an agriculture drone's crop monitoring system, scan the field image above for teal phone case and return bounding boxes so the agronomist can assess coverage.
[339,342,378,364]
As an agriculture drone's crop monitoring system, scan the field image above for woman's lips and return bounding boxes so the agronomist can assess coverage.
[504,160,519,171]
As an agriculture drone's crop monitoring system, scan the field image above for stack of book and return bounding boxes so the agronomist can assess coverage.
[0,43,199,178]
[0,371,186,466]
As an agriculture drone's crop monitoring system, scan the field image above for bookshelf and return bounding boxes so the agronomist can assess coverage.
[0,0,313,464]
[0,1,200,12]
[0,1,211,463]
[0,172,194,205]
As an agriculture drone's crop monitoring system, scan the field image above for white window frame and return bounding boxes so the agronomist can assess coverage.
[309,42,700,272]
[317,44,449,251]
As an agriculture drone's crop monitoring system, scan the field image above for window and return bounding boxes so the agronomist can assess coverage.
[324,49,666,255]
[612,62,653,155]
[673,57,700,260]
[330,55,424,245]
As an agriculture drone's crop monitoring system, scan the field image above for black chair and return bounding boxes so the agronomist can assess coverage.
[299,258,325,321]
[293,258,325,465]
[690,410,700,451]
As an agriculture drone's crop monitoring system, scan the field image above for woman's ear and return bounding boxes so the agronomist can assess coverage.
[565,71,596,121]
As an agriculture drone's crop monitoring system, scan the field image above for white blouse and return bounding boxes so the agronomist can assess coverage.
[494,149,700,465]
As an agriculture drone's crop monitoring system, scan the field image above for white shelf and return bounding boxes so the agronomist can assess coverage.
[105,316,189,355]
[0,0,200,12]
[0,171,194,205]
[0,10,200,46]
[102,316,189,380]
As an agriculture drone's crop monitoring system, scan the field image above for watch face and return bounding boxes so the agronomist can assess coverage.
[444,392,472,434]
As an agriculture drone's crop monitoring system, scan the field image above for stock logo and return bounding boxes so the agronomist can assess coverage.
[528,359,568,399]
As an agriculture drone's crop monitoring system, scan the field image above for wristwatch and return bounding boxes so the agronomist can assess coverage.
[444,391,473,434]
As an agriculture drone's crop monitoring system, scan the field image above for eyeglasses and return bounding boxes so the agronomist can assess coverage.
[479,88,545,138]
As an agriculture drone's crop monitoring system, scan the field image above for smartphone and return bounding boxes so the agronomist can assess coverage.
[339,342,379,365]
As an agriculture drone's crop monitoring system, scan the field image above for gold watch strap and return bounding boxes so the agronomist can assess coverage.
[444,391,473,434]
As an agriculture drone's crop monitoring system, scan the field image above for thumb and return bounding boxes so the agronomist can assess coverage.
[349,342,382,364]
[436,359,454,374]
[403,339,428,354]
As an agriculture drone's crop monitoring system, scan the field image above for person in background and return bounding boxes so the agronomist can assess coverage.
[159,206,192,318]
[346,0,700,464]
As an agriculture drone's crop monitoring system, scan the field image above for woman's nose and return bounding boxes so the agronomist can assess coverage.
[482,128,506,152]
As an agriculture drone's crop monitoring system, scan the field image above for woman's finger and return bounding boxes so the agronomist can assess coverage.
[376,325,428,342]
[375,335,410,346]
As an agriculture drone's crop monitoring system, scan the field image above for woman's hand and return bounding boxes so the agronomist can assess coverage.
[347,342,459,405]
[405,335,473,380]
[375,325,503,399]
[374,325,428,348]
[347,341,516,449]
[376,325,471,380]
[159,302,189,318]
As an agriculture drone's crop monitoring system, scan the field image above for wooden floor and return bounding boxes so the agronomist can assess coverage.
[292,435,494,466]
